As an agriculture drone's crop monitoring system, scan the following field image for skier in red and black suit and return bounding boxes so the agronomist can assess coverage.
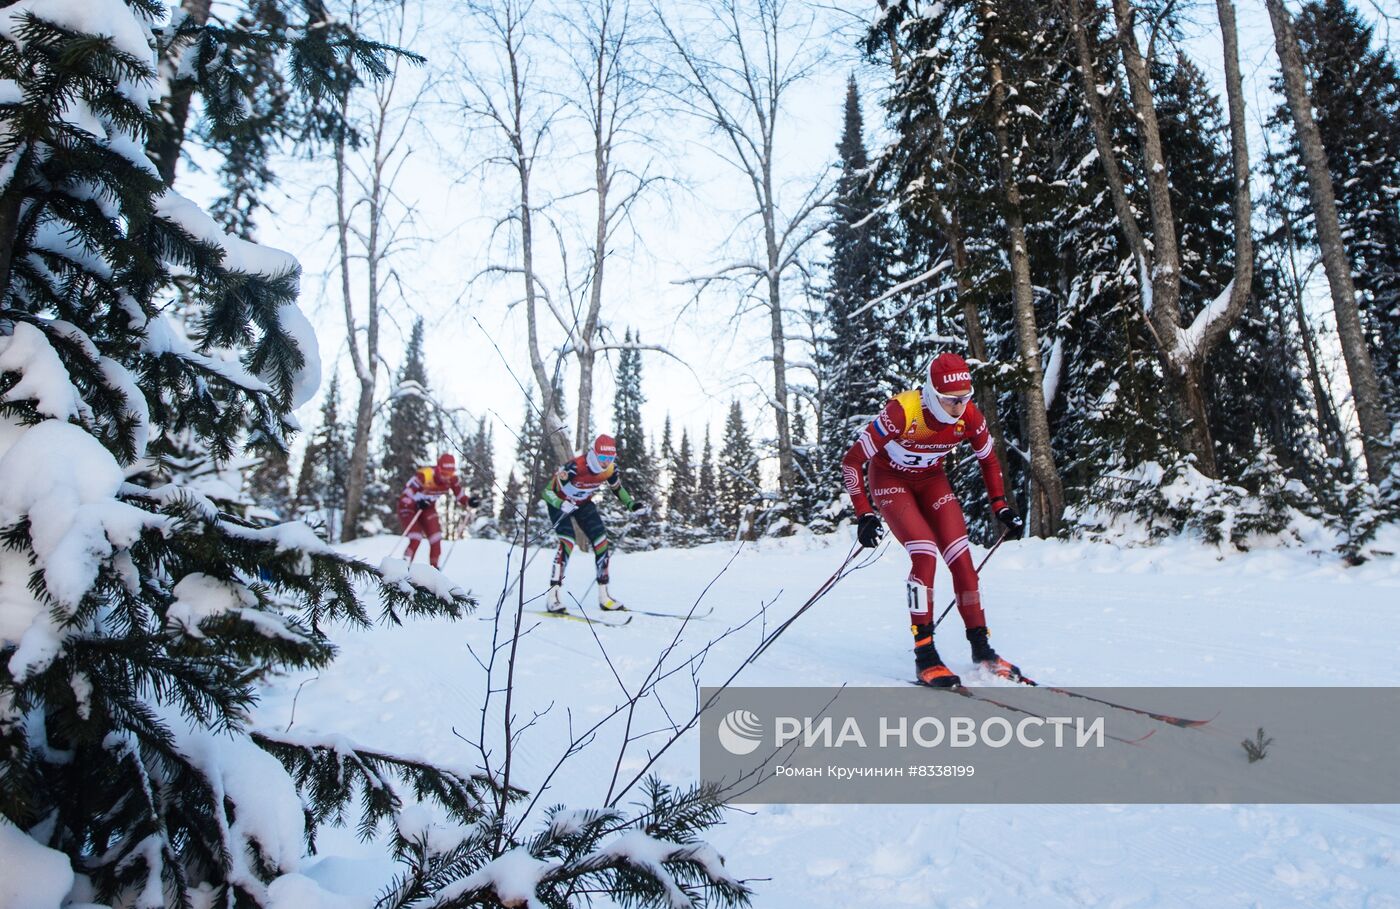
[542,434,645,613]
[841,352,1026,687]
[397,453,479,569]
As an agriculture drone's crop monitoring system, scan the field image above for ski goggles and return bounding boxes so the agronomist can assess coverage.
[937,391,973,406]
[596,453,616,465]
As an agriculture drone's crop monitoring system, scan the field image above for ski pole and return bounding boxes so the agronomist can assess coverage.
[441,499,473,571]
[932,529,1008,631]
[750,542,864,663]
[388,508,425,561]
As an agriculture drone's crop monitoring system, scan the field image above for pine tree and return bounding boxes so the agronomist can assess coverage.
[1150,52,1280,482]
[296,375,350,536]
[466,418,497,520]
[789,397,828,528]
[697,427,718,536]
[717,402,761,537]
[659,414,675,527]
[612,330,655,500]
[1266,0,1393,486]
[379,317,435,524]
[820,76,892,481]
[245,433,293,517]
[668,429,697,529]
[514,379,565,528]
[499,470,525,539]
[1276,0,1400,415]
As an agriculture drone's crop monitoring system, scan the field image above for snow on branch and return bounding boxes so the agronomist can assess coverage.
[848,261,953,319]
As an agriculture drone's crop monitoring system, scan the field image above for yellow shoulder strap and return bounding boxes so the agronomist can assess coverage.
[894,389,923,432]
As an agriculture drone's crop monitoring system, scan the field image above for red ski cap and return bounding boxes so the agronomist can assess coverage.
[587,435,617,473]
[436,453,457,479]
[928,352,973,395]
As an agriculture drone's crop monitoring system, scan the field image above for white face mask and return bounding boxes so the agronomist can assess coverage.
[922,377,964,424]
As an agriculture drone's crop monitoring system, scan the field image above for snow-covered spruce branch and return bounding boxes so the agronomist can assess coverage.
[251,729,519,852]
[378,780,749,909]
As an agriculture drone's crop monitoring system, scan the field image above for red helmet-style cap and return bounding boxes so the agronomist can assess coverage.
[587,434,617,473]
[436,453,457,477]
[927,352,973,395]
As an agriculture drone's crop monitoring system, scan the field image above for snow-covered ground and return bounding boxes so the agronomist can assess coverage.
[257,528,1400,908]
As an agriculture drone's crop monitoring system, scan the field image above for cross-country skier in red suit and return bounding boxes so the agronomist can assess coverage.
[841,352,1026,688]
[397,453,479,569]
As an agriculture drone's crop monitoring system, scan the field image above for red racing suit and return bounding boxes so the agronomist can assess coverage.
[396,467,470,564]
[842,389,1007,627]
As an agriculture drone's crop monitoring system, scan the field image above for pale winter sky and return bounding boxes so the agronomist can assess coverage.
[179,0,1399,489]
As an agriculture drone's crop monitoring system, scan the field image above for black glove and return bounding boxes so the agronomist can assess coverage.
[416,499,433,511]
[466,494,481,508]
[629,499,646,513]
[992,498,1024,539]
[857,513,883,548]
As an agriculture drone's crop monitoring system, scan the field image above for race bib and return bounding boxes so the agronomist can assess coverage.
[883,439,944,470]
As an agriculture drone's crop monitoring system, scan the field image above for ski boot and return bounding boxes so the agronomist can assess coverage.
[967,626,1021,681]
[597,583,626,612]
[545,583,567,614]
[913,628,960,688]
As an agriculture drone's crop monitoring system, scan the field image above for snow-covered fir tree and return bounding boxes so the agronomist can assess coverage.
[788,396,829,529]
[697,426,718,536]
[819,76,892,486]
[611,330,657,543]
[243,433,293,518]
[512,379,565,532]
[379,316,436,525]
[717,402,760,538]
[294,373,350,536]
[1271,0,1400,416]
[498,469,525,539]
[464,417,497,521]
[668,428,697,535]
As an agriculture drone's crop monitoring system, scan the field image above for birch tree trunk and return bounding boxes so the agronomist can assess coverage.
[336,5,432,540]
[1266,0,1393,484]
[463,0,573,466]
[1066,0,1257,478]
[566,0,652,449]
[979,1,1064,535]
[658,0,829,498]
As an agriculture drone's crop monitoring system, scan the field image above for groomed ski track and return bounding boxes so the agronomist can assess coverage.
[257,529,1400,908]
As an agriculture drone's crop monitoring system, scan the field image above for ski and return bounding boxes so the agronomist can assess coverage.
[529,609,633,627]
[906,682,1156,746]
[605,606,714,621]
[1015,678,1214,729]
